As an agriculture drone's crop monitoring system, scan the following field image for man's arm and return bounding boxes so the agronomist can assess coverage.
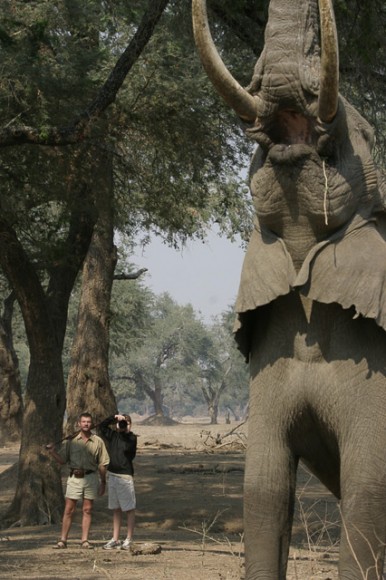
[97,438,110,496]
[46,443,66,466]
[98,464,107,496]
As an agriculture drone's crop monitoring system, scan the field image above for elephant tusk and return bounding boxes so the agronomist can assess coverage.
[192,0,259,123]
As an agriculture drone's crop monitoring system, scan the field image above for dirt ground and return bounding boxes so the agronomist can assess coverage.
[0,418,341,579]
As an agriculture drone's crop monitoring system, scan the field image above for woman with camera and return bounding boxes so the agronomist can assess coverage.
[99,414,137,550]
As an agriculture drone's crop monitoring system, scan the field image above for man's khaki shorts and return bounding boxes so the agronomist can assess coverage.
[65,472,99,500]
[107,473,136,511]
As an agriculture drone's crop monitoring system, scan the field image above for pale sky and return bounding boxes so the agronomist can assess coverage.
[132,229,246,323]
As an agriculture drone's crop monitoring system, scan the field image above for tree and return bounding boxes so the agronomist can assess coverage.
[65,151,118,431]
[200,363,231,425]
[214,309,250,421]
[109,273,154,410]
[113,291,249,423]
[0,0,170,525]
[189,310,249,424]
[125,293,210,419]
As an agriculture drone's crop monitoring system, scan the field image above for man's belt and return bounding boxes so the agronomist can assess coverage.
[70,468,95,478]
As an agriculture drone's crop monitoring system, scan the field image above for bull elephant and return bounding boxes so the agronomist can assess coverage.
[192,0,386,578]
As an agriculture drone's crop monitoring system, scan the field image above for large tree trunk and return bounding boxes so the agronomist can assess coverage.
[0,220,66,524]
[6,354,66,525]
[0,197,94,525]
[66,154,117,432]
[0,293,23,444]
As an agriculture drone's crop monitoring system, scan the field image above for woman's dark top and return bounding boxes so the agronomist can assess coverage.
[99,416,137,476]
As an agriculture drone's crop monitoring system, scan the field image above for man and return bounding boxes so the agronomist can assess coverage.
[99,414,137,550]
[47,412,109,549]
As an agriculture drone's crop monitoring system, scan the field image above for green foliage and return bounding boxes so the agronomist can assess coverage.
[110,288,248,419]
[109,0,254,243]
[110,276,154,357]
[334,0,386,163]
[0,0,254,261]
[0,0,104,124]
[118,293,209,413]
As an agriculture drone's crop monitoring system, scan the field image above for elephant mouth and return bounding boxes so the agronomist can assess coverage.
[268,143,315,164]
[273,110,314,145]
[251,109,317,164]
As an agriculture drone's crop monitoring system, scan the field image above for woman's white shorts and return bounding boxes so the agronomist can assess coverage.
[107,473,136,511]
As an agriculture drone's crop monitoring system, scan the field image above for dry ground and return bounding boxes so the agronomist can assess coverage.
[0,419,341,579]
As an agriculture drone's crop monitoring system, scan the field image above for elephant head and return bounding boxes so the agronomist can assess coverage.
[192,0,384,223]
[192,0,339,125]
[193,0,386,356]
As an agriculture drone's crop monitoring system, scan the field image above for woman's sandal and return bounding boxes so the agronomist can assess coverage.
[53,540,67,549]
[81,540,93,549]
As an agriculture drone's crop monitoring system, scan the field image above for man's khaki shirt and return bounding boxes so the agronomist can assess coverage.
[59,433,109,472]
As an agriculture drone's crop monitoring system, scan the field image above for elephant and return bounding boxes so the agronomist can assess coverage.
[192,0,386,578]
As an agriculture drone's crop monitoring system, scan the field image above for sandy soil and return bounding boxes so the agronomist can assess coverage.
[0,419,341,579]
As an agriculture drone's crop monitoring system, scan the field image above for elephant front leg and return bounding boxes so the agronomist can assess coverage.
[339,457,386,580]
[244,434,298,579]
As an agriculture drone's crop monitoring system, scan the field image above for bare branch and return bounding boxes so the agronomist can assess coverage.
[114,268,148,280]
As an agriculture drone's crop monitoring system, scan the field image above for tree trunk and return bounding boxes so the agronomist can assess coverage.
[0,194,94,525]
[226,405,240,422]
[202,371,230,426]
[209,402,219,425]
[6,355,65,525]
[153,375,164,416]
[133,369,165,418]
[66,154,117,431]
[0,293,23,443]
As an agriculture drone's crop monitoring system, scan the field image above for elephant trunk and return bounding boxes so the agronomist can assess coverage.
[317,0,339,122]
[192,0,339,124]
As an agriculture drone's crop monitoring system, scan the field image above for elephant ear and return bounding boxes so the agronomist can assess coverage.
[234,224,297,359]
[235,224,296,312]
[297,219,386,330]
[234,214,386,360]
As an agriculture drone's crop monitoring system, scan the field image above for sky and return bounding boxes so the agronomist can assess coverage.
[132,229,246,323]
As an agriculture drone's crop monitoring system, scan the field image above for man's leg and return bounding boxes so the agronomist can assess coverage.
[61,498,77,541]
[81,499,94,543]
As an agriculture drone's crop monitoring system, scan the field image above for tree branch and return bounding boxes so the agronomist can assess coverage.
[0,0,170,147]
[114,268,148,280]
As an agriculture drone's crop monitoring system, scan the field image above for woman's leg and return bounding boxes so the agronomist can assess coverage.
[113,508,122,540]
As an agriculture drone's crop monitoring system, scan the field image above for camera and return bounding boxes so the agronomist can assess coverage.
[118,419,128,430]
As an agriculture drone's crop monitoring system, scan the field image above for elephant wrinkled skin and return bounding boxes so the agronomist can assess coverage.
[193,0,386,578]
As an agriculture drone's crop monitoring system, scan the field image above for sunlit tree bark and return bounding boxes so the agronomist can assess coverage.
[66,152,118,432]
